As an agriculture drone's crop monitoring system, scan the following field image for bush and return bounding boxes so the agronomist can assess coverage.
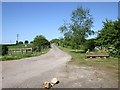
[33,35,50,52]
[18,41,23,44]
[83,39,95,52]
[2,45,8,56]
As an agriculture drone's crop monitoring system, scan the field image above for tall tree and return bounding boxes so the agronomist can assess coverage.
[59,6,94,48]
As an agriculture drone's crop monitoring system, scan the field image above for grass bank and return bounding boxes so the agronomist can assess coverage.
[58,46,119,78]
[1,48,50,61]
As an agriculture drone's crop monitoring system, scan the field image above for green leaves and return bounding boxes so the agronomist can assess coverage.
[33,35,50,51]
[1,45,8,56]
[59,6,94,49]
[96,19,120,56]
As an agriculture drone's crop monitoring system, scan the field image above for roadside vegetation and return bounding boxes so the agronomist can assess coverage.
[50,6,119,79]
[51,6,120,58]
[0,35,50,61]
[58,46,118,69]
[1,48,50,61]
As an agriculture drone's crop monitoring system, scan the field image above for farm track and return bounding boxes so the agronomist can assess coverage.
[1,44,118,88]
[2,44,71,88]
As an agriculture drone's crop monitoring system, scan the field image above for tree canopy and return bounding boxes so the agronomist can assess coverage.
[59,6,94,49]
[33,35,50,51]
[18,41,23,44]
[96,19,120,56]
[24,40,29,44]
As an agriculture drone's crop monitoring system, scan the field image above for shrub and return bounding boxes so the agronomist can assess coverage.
[2,45,8,56]
[83,39,95,52]
[18,41,23,44]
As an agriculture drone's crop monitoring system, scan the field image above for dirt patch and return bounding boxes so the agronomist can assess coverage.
[52,63,118,88]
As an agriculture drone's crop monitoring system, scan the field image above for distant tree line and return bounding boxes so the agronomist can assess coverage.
[1,35,50,56]
[16,40,33,45]
[16,35,51,52]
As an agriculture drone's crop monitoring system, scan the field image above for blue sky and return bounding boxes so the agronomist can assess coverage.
[2,2,118,44]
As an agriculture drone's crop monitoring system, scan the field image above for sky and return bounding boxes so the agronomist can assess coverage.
[2,2,118,44]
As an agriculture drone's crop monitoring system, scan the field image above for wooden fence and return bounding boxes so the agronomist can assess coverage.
[8,48,33,55]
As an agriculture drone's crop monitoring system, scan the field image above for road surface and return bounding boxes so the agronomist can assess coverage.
[2,44,71,88]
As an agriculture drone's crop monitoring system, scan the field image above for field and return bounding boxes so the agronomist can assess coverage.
[7,44,33,48]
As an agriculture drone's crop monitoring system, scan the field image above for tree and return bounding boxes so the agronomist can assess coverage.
[59,6,94,49]
[16,40,18,45]
[30,41,33,44]
[50,39,60,45]
[33,35,50,51]
[96,19,120,56]
[24,40,29,44]
[18,41,23,44]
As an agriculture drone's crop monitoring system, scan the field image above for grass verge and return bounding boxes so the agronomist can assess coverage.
[58,46,119,78]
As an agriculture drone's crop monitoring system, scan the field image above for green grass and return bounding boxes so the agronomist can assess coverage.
[58,46,118,67]
[58,46,119,78]
[8,44,32,49]
[1,48,50,61]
